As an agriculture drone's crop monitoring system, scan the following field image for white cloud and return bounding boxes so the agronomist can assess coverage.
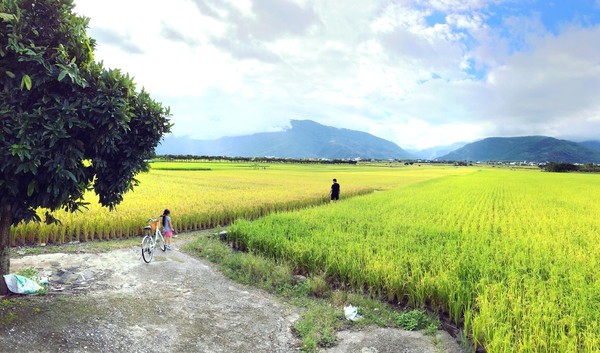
[446,12,485,30]
[73,0,600,149]
[484,25,600,131]
[424,0,502,12]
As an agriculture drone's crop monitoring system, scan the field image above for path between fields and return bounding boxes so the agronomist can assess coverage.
[2,236,464,353]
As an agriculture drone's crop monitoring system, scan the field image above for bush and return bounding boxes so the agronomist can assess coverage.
[542,162,579,172]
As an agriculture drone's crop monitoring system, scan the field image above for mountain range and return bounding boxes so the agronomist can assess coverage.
[157,119,413,159]
[440,136,600,163]
[156,120,600,163]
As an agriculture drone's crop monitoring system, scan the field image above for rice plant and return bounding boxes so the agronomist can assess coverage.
[228,169,600,352]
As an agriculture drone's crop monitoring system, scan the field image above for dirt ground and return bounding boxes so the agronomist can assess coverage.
[1,236,465,353]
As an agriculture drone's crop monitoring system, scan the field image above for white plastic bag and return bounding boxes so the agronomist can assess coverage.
[3,274,43,294]
[344,305,363,321]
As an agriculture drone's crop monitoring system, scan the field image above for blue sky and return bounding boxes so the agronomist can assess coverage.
[74,0,600,149]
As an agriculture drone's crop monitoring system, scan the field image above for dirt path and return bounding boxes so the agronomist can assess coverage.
[1,238,464,353]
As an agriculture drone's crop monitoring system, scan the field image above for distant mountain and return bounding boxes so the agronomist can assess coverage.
[580,140,600,152]
[439,136,600,163]
[408,141,469,160]
[156,119,413,159]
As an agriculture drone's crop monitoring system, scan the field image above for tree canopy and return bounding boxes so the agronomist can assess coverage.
[0,0,172,291]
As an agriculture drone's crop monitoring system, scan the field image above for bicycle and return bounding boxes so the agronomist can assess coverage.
[141,217,166,263]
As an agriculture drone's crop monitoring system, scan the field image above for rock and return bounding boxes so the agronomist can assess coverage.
[322,327,464,353]
[82,270,94,281]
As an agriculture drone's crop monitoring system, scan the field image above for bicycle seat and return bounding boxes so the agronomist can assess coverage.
[143,226,152,230]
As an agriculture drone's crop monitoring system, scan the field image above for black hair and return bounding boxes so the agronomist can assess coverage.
[333,178,337,182]
[162,209,170,227]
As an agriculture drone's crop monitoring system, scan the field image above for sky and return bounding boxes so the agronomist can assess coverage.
[73,0,600,150]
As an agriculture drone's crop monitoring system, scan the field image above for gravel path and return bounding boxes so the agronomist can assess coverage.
[1,239,465,353]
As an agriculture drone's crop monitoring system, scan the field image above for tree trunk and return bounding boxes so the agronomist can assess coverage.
[0,207,12,295]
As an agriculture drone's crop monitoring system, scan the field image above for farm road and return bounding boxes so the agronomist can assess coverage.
[2,236,464,353]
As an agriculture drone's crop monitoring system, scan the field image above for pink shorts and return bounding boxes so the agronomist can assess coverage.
[164,231,173,237]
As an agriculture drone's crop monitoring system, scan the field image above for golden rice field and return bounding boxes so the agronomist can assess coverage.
[11,162,600,351]
[228,169,600,353]
[10,162,468,245]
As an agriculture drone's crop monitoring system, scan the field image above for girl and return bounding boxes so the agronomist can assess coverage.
[162,209,175,249]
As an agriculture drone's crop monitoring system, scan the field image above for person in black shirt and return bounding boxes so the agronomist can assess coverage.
[330,178,340,202]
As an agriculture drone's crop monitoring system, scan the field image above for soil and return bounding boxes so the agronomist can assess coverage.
[1,234,465,353]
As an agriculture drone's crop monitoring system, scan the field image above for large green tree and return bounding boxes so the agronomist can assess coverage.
[0,0,172,293]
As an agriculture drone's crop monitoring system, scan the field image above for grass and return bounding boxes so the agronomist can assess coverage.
[395,310,440,333]
[17,267,39,280]
[0,297,36,325]
[181,232,444,352]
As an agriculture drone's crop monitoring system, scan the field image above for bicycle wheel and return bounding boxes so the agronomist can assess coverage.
[141,236,154,263]
[156,231,166,251]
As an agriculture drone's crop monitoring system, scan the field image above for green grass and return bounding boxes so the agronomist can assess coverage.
[150,166,212,171]
[294,301,341,351]
[17,267,39,280]
[395,310,440,333]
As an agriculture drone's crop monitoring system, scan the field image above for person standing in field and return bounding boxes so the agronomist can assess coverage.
[330,178,340,202]
[162,209,175,250]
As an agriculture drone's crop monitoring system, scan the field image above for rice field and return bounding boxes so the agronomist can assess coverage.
[227,169,600,353]
[10,162,468,245]
[11,161,599,351]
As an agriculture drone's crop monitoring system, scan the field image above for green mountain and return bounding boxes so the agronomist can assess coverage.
[440,136,600,163]
[157,120,413,159]
[580,140,600,152]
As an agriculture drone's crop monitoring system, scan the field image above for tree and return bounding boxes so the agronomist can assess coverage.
[0,0,172,294]
[541,162,579,172]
